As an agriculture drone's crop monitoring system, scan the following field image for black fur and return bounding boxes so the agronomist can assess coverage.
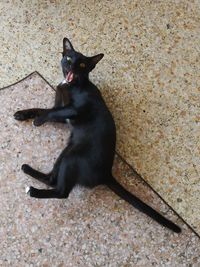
[14,38,181,233]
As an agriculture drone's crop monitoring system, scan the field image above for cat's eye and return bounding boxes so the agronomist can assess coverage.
[80,63,86,68]
[66,56,72,64]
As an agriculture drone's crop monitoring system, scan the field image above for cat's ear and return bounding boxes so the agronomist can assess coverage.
[63,38,74,53]
[89,54,104,66]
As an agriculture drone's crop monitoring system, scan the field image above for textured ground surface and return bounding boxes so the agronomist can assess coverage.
[0,73,199,266]
[0,0,199,233]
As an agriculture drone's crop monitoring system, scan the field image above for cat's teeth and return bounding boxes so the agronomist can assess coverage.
[25,186,30,194]
[66,71,74,83]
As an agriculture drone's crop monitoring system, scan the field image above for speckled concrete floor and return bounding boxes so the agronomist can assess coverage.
[0,0,200,234]
[0,73,199,266]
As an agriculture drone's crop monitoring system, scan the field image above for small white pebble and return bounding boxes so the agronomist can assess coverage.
[25,186,30,194]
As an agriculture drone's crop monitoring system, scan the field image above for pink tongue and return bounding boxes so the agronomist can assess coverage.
[66,71,74,83]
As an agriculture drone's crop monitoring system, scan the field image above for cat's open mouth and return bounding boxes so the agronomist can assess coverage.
[66,71,74,83]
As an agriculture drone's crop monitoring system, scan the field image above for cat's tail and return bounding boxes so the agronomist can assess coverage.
[107,176,181,233]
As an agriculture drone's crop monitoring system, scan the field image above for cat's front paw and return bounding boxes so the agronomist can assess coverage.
[33,116,45,126]
[14,110,28,121]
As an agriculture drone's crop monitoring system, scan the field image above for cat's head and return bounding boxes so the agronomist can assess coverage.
[61,38,104,83]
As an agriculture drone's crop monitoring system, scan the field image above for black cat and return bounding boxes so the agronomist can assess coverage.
[14,38,181,233]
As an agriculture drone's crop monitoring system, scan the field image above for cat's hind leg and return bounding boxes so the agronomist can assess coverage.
[26,187,64,198]
[22,146,70,187]
[26,158,77,199]
[22,164,56,186]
